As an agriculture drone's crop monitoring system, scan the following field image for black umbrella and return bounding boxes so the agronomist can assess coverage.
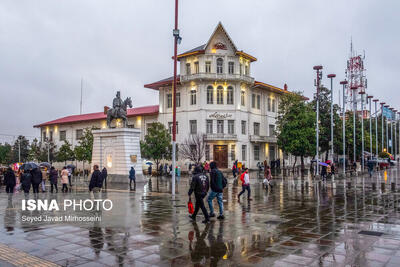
[39,162,51,168]
[20,162,39,171]
[66,164,76,169]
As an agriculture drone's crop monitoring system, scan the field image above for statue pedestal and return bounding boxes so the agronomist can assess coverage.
[91,128,145,183]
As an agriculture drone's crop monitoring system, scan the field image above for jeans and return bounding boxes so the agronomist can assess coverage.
[32,183,40,194]
[5,185,14,193]
[208,191,224,216]
[62,184,68,192]
[238,185,251,199]
[51,183,58,193]
[41,180,46,191]
[193,194,209,220]
[130,179,136,190]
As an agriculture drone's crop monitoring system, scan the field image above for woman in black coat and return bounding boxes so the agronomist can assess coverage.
[31,168,42,194]
[4,167,16,193]
[20,170,32,195]
[49,167,58,193]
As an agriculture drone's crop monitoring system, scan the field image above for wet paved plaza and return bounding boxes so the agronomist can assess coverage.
[1,169,400,266]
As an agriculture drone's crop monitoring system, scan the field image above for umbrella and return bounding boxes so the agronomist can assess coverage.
[146,162,153,166]
[325,160,331,164]
[39,162,51,168]
[66,164,76,169]
[20,162,39,171]
[318,162,329,167]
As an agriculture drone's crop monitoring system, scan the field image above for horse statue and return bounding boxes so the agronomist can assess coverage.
[106,92,133,128]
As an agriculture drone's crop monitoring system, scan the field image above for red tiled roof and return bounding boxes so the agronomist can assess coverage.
[34,105,159,128]
[144,76,181,90]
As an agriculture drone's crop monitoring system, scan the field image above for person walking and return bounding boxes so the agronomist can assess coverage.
[89,165,103,194]
[188,166,210,224]
[238,168,252,202]
[148,165,152,176]
[204,162,210,173]
[20,169,32,197]
[49,166,58,193]
[207,161,226,220]
[367,159,374,178]
[264,164,272,190]
[102,167,108,188]
[31,167,43,195]
[321,165,327,181]
[232,161,237,178]
[129,166,136,191]
[4,167,16,194]
[67,167,72,188]
[41,168,47,192]
[61,167,69,193]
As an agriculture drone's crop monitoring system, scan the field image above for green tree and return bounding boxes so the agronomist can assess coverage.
[0,143,12,164]
[11,135,30,163]
[57,140,75,165]
[74,128,94,172]
[140,122,172,173]
[277,92,315,171]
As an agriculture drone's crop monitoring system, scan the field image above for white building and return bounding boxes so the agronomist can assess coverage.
[35,22,299,169]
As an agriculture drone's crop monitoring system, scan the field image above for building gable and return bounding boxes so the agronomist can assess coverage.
[204,22,237,56]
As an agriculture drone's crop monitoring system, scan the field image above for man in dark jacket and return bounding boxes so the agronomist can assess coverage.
[207,161,225,220]
[129,166,136,190]
[4,167,16,194]
[102,167,108,188]
[31,168,43,195]
[21,170,32,197]
[188,166,210,224]
[89,165,103,193]
[49,167,58,193]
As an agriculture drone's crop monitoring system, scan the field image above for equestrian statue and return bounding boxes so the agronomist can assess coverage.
[107,91,133,128]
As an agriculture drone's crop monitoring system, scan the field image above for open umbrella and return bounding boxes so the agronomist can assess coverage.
[66,164,76,169]
[39,162,51,168]
[318,162,329,167]
[145,162,153,165]
[20,162,39,171]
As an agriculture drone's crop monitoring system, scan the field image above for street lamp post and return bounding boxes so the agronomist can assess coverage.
[313,65,323,178]
[340,80,348,177]
[381,102,385,152]
[327,74,336,163]
[359,90,365,172]
[394,110,398,159]
[390,108,394,155]
[373,99,379,156]
[171,0,181,197]
[385,105,390,151]
[367,95,373,157]
[351,86,358,164]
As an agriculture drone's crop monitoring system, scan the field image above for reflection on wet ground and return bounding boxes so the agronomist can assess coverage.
[1,169,400,266]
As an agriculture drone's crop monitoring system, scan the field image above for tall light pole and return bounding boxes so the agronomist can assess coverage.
[394,110,398,159]
[390,108,394,154]
[381,102,385,152]
[314,65,323,177]
[359,90,365,171]
[367,95,373,157]
[373,99,379,156]
[327,74,336,162]
[340,80,348,176]
[351,86,358,164]
[171,0,181,197]
[385,105,390,151]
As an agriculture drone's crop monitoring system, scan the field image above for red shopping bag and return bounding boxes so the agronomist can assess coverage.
[188,198,194,214]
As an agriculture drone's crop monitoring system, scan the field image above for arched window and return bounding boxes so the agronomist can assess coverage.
[227,86,234,104]
[217,58,223,74]
[207,85,214,104]
[217,86,223,104]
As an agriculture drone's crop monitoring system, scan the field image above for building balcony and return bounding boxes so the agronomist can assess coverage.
[180,73,254,84]
[204,133,237,141]
[250,135,277,143]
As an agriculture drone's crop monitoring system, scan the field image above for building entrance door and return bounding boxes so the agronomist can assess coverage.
[213,145,228,168]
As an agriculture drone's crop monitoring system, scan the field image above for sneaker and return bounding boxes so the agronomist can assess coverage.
[188,215,196,221]
[202,219,210,224]
[217,215,225,220]
[209,213,216,218]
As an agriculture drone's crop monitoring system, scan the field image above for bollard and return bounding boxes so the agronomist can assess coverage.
[372,183,376,191]
[381,183,385,192]
[391,183,396,191]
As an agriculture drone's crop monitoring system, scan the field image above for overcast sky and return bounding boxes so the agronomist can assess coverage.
[1,0,399,142]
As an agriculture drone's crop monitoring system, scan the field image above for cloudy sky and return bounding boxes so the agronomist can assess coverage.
[0,0,399,142]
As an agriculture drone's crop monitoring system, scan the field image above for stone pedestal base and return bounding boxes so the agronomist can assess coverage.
[91,128,144,183]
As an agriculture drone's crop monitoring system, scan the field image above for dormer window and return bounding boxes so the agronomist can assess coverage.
[217,58,223,74]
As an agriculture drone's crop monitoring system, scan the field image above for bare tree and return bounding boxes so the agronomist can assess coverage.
[179,134,205,164]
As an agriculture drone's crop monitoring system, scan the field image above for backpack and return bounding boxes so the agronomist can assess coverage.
[218,171,227,189]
